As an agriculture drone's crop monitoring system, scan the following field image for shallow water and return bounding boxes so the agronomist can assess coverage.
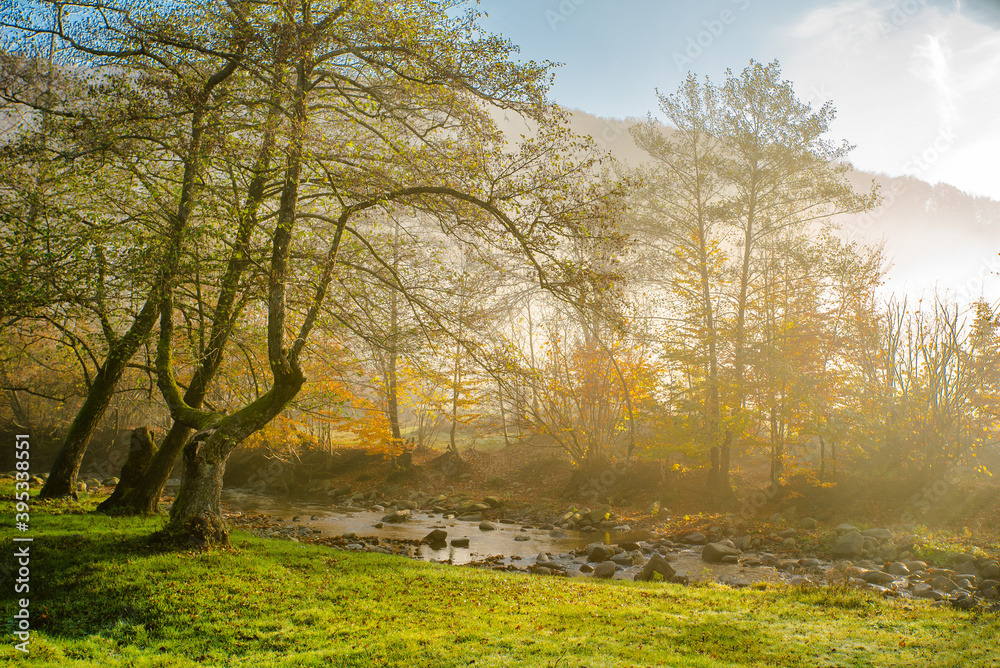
[217,487,787,584]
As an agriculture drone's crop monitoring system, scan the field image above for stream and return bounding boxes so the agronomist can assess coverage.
[217,487,789,585]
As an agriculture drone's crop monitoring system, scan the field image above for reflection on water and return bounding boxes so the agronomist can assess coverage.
[221,487,628,562]
[218,487,787,584]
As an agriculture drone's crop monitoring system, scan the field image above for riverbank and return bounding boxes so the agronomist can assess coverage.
[218,485,1000,610]
[2,484,998,667]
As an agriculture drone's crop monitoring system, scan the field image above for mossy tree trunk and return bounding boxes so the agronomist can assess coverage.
[96,427,158,513]
[38,51,243,499]
[160,46,315,546]
[165,379,304,547]
[97,86,282,516]
[97,422,190,515]
[39,301,158,499]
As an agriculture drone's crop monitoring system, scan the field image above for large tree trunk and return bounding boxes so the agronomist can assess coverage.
[97,422,191,514]
[162,379,303,547]
[161,50,310,547]
[165,432,231,548]
[99,85,281,516]
[39,305,157,499]
[39,59,239,499]
[40,367,123,498]
[96,427,159,513]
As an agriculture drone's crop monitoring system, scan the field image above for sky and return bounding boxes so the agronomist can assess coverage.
[476,0,1000,204]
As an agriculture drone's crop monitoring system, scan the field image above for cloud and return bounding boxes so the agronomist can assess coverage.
[780,0,1000,200]
[911,33,958,134]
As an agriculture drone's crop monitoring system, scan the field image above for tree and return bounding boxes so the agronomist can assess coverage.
[630,74,728,487]
[2,0,248,498]
[630,60,879,500]
[147,0,625,547]
[715,60,879,497]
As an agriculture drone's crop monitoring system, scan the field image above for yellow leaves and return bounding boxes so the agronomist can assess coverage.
[345,406,396,455]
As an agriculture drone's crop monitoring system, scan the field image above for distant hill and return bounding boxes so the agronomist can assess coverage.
[539,107,1000,304]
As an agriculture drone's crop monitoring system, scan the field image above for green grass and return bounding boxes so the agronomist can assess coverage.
[2,483,998,667]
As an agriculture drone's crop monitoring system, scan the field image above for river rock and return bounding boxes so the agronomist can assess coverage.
[459,502,491,513]
[382,509,410,523]
[458,512,483,522]
[328,484,352,497]
[702,542,740,563]
[835,523,858,533]
[887,562,910,576]
[549,529,568,538]
[479,521,497,531]
[587,544,614,563]
[514,535,530,542]
[832,531,864,559]
[588,506,611,523]
[423,529,448,543]
[917,589,946,601]
[954,597,981,610]
[450,538,470,548]
[861,570,896,585]
[483,496,502,508]
[422,494,447,507]
[593,561,617,579]
[931,576,958,593]
[799,517,818,530]
[611,553,633,567]
[861,528,893,542]
[981,562,1000,579]
[955,560,979,576]
[683,532,707,546]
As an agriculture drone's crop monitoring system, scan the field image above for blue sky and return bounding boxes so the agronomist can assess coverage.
[477,0,1000,202]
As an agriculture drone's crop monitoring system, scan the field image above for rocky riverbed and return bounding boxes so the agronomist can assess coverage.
[219,485,1000,613]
